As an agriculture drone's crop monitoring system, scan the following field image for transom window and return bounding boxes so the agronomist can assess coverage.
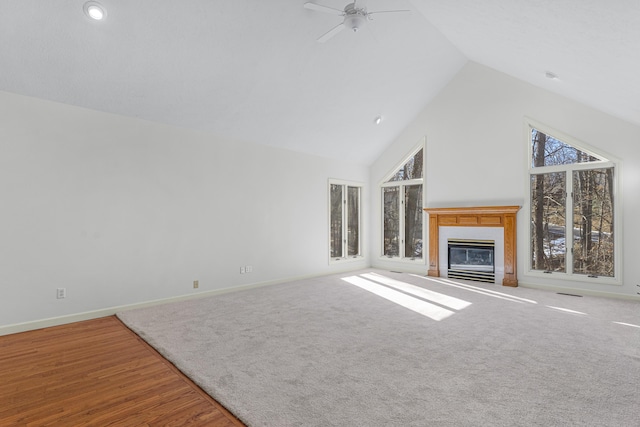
[528,123,618,281]
[329,180,362,262]
[381,147,424,260]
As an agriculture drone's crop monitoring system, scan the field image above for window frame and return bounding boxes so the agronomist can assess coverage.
[524,119,622,286]
[328,179,363,264]
[379,142,426,263]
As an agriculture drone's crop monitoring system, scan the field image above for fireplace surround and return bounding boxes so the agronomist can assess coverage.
[423,206,521,287]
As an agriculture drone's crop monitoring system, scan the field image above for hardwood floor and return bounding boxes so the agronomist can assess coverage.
[0,316,245,426]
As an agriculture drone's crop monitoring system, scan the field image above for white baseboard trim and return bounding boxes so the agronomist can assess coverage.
[1,267,369,337]
[519,281,640,301]
[371,260,428,275]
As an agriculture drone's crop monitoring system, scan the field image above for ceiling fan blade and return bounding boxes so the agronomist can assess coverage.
[317,22,345,43]
[304,2,344,15]
[368,9,411,16]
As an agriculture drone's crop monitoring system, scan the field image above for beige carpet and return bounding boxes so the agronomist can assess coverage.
[118,270,640,426]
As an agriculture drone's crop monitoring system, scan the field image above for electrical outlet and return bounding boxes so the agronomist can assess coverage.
[56,288,66,299]
[245,265,253,273]
[193,280,199,289]
[240,266,246,274]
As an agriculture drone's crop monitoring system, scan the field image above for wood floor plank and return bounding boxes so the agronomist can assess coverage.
[0,316,245,427]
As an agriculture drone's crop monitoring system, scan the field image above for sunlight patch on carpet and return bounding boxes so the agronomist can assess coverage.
[410,274,538,304]
[546,306,588,315]
[342,275,456,321]
[361,272,472,311]
[613,321,640,328]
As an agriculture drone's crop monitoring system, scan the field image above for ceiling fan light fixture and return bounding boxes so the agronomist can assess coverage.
[344,13,366,32]
[306,1,409,42]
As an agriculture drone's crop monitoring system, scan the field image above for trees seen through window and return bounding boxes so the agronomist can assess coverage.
[382,147,424,260]
[530,128,615,278]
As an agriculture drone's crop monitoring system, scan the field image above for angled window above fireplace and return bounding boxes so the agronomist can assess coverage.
[381,144,424,261]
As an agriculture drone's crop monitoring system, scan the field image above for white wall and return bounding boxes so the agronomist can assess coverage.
[0,91,369,330]
[371,62,640,297]
[4,61,638,332]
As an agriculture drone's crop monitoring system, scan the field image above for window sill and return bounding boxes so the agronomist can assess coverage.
[329,256,365,265]
[523,270,621,287]
[378,256,426,264]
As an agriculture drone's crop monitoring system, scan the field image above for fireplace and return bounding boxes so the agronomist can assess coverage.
[447,239,495,283]
[423,206,521,287]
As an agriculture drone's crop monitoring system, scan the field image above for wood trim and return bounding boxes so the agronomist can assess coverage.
[423,206,521,287]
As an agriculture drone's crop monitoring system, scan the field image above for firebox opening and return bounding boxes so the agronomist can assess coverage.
[447,239,496,283]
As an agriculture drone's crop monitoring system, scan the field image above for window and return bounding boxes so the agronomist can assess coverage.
[381,147,424,260]
[329,180,362,261]
[528,123,618,281]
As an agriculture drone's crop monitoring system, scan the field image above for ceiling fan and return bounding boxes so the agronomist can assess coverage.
[304,1,410,43]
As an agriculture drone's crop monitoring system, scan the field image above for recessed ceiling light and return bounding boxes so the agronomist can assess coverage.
[545,71,559,80]
[374,115,383,125]
[84,1,106,21]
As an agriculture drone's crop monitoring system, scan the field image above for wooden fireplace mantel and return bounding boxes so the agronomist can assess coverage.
[423,206,521,287]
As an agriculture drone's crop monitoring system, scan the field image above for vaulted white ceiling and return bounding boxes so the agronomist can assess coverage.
[412,0,640,129]
[1,1,637,164]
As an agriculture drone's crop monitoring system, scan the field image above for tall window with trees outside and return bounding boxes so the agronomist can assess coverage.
[529,126,616,279]
[382,147,424,260]
[329,180,361,261]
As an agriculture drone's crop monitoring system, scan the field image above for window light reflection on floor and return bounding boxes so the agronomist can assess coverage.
[351,273,640,330]
[613,322,640,329]
[410,274,538,305]
[342,275,462,321]
[546,306,588,315]
[361,272,472,311]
